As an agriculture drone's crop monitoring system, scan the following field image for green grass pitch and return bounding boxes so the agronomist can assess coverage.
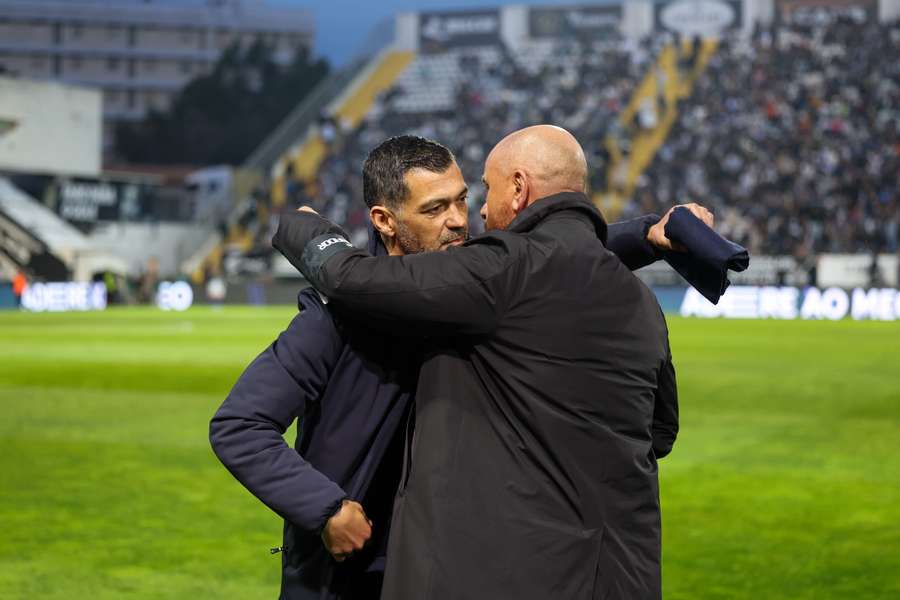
[1,307,898,599]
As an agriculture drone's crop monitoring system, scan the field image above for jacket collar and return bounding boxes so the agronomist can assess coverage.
[366,222,389,256]
[506,192,608,244]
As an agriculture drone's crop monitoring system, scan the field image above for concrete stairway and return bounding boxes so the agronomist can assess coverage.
[596,39,718,221]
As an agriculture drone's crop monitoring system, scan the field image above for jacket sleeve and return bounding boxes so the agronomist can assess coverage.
[273,211,519,336]
[651,350,679,459]
[605,215,662,271]
[209,291,348,533]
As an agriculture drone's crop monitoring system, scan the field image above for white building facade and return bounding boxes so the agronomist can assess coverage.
[0,0,314,146]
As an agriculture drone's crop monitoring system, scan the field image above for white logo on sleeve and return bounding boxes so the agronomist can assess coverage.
[317,236,351,251]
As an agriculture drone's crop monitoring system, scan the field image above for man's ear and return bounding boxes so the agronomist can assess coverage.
[370,205,396,238]
[511,170,529,213]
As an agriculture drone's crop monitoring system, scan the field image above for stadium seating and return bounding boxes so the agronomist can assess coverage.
[189,49,414,281]
[280,36,649,249]
[391,47,503,113]
[212,13,898,280]
[0,176,89,265]
[625,15,900,256]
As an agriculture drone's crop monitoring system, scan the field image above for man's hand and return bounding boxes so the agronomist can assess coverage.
[297,206,318,215]
[647,203,714,252]
[321,500,372,562]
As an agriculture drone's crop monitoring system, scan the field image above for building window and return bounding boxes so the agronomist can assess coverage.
[53,56,61,75]
[71,57,82,71]
[128,26,137,48]
[217,31,233,50]
[31,56,46,70]
[71,25,83,39]
[53,24,62,45]
[107,25,120,39]
[145,92,167,111]
[107,57,120,71]
[180,61,192,75]
[180,28,193,44]
[144,60,155,73]
[127,90,136,109]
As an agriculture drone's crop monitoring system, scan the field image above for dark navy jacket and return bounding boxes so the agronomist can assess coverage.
[209,215,665,600]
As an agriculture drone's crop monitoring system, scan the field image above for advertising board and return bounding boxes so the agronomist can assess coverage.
[775,0,877,24]
[419,10,501,53]
[654,0,744,36]
[20,282,107,312]
[679,285,900,320]
[52,177,194,227]
[157,281,194,311]
[529,4,623,39]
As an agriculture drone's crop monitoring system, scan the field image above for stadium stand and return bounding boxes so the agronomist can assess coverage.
[605,38,718,216]
[188,48,415,281]
[0,176,89,268]
[205,6,898,282]
[260,36,653,256]
[0,204,69,281]
[625,14,900,257]
[0,176,171,282]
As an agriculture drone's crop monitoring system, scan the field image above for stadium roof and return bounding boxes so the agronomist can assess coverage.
[0,0,314,34]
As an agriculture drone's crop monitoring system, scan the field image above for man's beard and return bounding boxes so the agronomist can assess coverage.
[396,221,467,254]
[395,221,426,254]
[485,201,516,232]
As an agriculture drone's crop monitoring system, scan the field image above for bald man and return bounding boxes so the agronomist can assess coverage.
[275,125,678,600]
[480,124,590,230]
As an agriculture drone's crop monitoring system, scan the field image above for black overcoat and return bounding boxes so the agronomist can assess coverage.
[213,209,669,600]
[275,192,678,600]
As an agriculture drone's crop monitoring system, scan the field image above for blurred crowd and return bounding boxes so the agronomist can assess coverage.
[279,36,650,246]
[234,13,898,278]
[625,14,900,258]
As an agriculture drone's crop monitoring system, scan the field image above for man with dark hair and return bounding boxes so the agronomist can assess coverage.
[211,134,710,600]
[362,135,467,254]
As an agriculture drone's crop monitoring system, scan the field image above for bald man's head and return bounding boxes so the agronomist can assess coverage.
[480,125,589,230]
